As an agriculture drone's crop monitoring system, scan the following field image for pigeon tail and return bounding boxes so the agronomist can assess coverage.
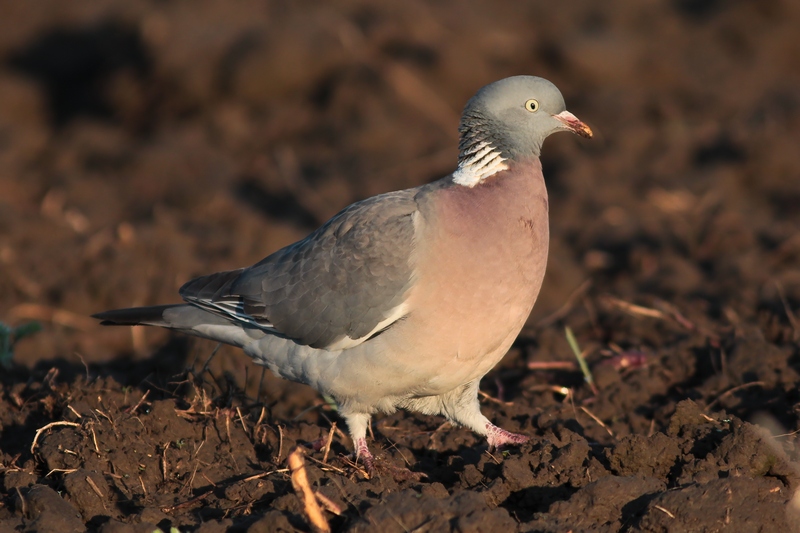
[92,305,185,327]
[94,304,263,348]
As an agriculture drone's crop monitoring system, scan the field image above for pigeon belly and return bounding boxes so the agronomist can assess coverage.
[325,159,550,405]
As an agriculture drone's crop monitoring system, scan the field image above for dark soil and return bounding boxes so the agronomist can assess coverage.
[2,1,800,531]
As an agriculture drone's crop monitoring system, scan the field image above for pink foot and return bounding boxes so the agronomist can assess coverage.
[354,437,375,472]
[486,422,529,450]
[308,437,326,452]
[353,437,425,481]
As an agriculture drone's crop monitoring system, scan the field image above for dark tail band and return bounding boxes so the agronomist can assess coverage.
[92,304,185,326]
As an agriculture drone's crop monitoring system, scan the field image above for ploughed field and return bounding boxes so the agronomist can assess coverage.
[1,0,799,531]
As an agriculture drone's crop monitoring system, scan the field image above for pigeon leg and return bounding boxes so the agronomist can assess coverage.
[342,411,376,471]
[485,422,529,449]
[354,436,375,472]
[438,379,529,450]
[344,410,424,480]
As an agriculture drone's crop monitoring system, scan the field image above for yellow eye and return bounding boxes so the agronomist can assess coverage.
[525,99,540,112]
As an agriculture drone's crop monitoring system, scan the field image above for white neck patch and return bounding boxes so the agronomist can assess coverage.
[452,141,509,187]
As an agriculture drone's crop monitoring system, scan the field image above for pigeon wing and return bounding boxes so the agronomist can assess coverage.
[179,190,421,350]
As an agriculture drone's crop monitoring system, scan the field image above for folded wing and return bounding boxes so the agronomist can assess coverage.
[180,190,421,350]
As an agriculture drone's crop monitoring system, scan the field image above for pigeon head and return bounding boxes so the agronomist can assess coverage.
[453,76,591,186]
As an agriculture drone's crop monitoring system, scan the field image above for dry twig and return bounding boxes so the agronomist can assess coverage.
[288,447,330,533]
[127,390,150,415]
[275,425,285,464]
[602,296,667,320]
[534,279,593,329]
[580,406,613,437]
[528,384,572,397]
[527,361,578,371]
[236,407,250,439]
[654,505,676,519]
[241,468,290,483]
[305,454,348,475]
[85,476,105,499]
[315,491,343,515]
[706,382,765,411]
[322,423,337,465]
[89,425,100,455]
[478,390,514,406]
[31,421,81,454]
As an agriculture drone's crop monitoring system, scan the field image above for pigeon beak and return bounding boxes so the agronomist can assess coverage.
[552,111,593,139]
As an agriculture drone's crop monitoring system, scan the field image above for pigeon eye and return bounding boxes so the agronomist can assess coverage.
[525,99,539,112]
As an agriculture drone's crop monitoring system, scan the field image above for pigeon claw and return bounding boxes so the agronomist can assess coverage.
[355,437,376,474]
[486,422,529,450]
[353,437,426,481]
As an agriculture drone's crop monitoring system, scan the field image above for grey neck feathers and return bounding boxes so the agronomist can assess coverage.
[453,111,512,187]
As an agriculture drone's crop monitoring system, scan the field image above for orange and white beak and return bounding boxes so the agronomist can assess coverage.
[553,110,593,138]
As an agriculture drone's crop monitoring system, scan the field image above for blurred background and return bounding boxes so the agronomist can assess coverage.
[1,0,798,385]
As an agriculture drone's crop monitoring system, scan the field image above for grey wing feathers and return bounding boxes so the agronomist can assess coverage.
[178,268,274,328]
[180,190,420,349]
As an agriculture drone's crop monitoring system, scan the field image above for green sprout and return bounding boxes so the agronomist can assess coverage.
[565,326,597,395]
[322,394,339,412]
[0,321,42,368]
